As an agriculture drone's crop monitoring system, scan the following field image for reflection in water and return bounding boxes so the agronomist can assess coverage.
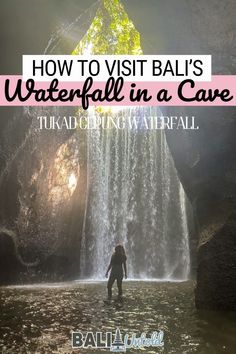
[0,281,235,353]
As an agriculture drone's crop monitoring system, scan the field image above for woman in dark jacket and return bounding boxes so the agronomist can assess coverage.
[105,244,127,300]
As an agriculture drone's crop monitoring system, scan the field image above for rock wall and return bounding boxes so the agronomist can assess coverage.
[0,1,96,284]
[125,0,236,309]
[0,108,87,283]
[165,108,236,310]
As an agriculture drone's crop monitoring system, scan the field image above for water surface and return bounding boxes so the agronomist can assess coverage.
[0,281,235,353]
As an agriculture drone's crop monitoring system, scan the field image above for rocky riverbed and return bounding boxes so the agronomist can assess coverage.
[0,281,235,353]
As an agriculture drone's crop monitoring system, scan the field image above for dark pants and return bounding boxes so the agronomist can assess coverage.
[107,272,123,299]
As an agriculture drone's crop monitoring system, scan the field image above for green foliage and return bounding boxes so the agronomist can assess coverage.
[72,0,142,55]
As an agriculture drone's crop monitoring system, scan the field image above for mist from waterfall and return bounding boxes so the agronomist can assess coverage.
[80,107,190,280]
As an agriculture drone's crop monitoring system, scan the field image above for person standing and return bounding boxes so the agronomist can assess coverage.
[105,245,127,301]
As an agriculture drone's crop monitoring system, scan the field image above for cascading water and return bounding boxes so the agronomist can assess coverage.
[81,107,190,280]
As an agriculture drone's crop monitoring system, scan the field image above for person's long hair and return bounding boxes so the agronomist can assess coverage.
[114,244,126,259]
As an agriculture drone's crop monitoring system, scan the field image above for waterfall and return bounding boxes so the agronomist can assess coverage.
[80,107,190,280]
